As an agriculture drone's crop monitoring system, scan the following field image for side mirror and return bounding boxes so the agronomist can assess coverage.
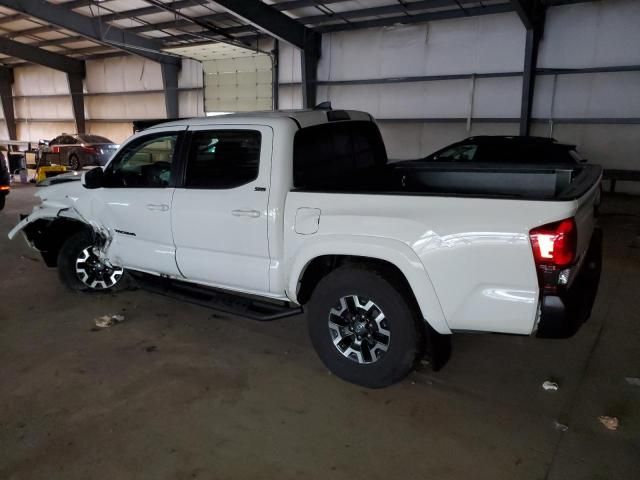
[82,166,104,189]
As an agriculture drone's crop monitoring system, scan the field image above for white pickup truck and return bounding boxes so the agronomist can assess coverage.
[9,109,602,387]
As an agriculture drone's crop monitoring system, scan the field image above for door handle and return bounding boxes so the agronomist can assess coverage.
[232,209,261,218]
[146,203,170,212]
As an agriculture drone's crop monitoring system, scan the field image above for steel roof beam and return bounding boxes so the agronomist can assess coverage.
[317,3,514,32]
[212,0,318,51]
[0,38,86,136]
[0,37,85,74]
[0,0,179,65]
[211,0,321,107]
[510,0,534,28]
[0,13,23,25]
[3,0,353,42]
[298,0,464,25]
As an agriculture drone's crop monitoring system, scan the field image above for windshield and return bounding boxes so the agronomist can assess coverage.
[431,144,478,162]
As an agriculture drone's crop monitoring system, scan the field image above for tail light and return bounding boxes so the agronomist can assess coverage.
[530,218,576,267]
[530,218,577,292]
[51,146,61,153]
[0,185,9,191]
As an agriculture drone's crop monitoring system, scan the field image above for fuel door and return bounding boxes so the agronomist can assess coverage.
[295,208,321,235]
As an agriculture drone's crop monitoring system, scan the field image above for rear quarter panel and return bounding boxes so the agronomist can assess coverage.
[284,192,578,335]
[573,179,600,269]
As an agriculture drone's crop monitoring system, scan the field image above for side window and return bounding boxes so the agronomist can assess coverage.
[185,130,261,189]
[49,137,60,146]
[63,136,76,145]
[104,133,178,188]
[435,144,478,162]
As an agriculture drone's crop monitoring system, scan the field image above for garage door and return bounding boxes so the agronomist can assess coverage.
[166,43,273,114]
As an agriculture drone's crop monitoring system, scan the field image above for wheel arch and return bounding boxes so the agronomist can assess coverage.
[288,236,451,334]
[23,217,94,267]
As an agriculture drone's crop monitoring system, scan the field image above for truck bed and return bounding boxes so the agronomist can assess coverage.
[294,161,602,201]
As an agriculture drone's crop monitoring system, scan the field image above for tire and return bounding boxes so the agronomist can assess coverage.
[0,194,5,211]
[68,154,81,171]
[57,231,127,292]
[307,265,421,388]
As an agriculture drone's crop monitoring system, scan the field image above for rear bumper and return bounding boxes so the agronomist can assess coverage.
[536,228,602,338]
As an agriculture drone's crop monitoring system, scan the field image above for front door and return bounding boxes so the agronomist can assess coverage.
[171,125,272,294]
[92,128,185,277]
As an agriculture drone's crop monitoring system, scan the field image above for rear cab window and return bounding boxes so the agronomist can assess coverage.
[293,120,387,189]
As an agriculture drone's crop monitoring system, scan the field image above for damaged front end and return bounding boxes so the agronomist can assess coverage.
[8,184,112,268]
[10,210,110,267]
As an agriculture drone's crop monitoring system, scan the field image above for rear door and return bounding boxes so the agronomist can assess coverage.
[171,125,273,294]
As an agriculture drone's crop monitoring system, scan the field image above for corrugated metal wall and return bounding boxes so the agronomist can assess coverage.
[3,56,204,144]
[279,0,640,191]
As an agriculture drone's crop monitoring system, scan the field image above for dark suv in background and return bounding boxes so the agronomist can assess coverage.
[422,136,587,164]
[39,134,118,170]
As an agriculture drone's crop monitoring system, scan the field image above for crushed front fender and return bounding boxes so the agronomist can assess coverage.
[7,207,71,241]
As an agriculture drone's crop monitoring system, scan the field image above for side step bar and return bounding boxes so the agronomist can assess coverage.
[131,273,303,321]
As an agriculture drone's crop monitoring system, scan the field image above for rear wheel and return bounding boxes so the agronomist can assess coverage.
[307,266,421,388]
[68,154,81,171]
[57,231,126,292]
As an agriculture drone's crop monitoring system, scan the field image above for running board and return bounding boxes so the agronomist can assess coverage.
[131,273,303,321]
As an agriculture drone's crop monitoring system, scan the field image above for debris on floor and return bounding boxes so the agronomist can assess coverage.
[625,376,640,387]
[542,380,559,391]
[145,345,158,353]
[553,420,569,432]
[94,314,125,329]
[598,416,620,431]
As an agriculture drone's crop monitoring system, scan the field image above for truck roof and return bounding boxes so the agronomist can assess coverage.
[147,109,373,130]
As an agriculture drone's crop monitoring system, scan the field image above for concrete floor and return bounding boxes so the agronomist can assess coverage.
[1,183,638,480]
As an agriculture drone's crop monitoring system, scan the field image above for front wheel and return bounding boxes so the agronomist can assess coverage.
[57,231,126,292]
[307,266,421,388]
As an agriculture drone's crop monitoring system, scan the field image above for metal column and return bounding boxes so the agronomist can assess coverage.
[510,1,546,136]
[161,62,180,119]
[301,35,321,109]
[67,73,86,134]
[0,66,16,140]
[519,25,542,136]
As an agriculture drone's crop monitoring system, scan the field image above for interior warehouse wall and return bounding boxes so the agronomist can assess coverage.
[278,0,640,192]
[10,56,204,144]
[13,65,75,142]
